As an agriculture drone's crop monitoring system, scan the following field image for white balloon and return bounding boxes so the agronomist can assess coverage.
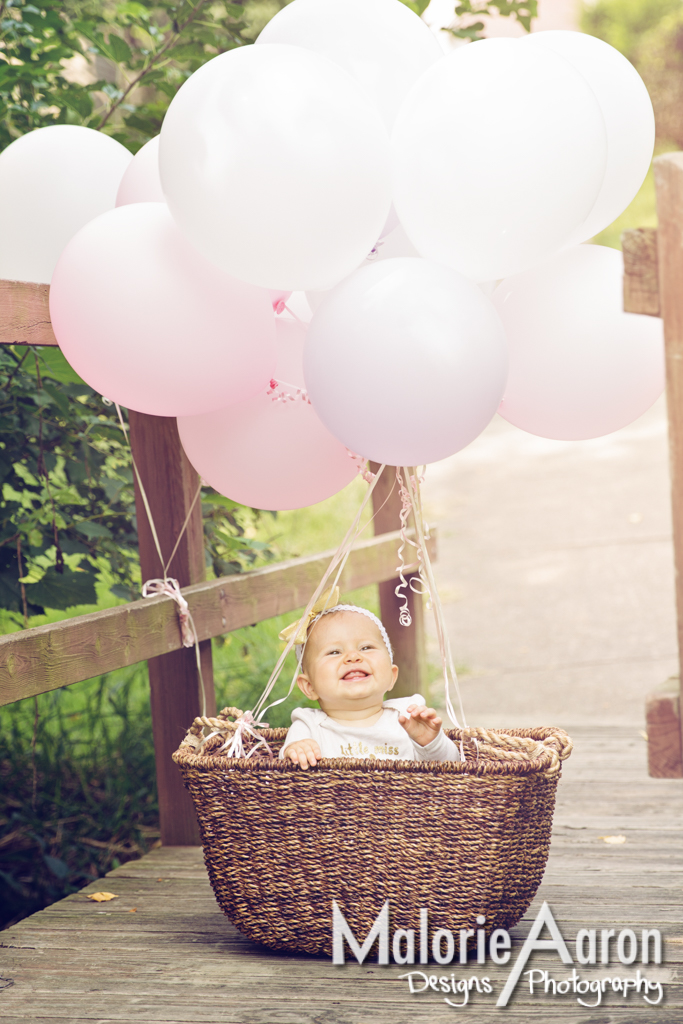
[256,0,443,130]
[495,245,664,440]
[520,31,655,245]
[304,258,509,465]
[0,126,131,283]
[392,38,608,281]
[116,136,164,206]
[159,44,391,292]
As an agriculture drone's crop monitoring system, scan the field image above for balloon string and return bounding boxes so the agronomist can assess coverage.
[400,467,467,730]
[113,401,207,717]
[394,467,420,627]
[253,464,385,724]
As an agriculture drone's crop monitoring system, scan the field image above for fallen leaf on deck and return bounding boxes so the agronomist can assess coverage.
[86,892,119,902]
[598,835,626,844]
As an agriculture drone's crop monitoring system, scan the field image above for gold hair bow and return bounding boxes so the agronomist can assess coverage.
[278,586,340,647]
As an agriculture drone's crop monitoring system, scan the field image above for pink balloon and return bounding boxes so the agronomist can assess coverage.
[177,319,359,510]
[495,245,664,440]
[50,203,276,417]
[116,136,164,206]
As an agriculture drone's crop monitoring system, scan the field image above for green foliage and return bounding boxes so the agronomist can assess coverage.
[580,0,679,66]
[446,0,537,40]
[581,0,683,146]
[0,0,288,152]
[397,0,432,15]
[0,666,158,929]
[0,347,275,619]
[0,346,139,619]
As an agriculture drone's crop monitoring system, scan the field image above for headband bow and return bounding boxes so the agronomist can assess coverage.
[278,586,340,647]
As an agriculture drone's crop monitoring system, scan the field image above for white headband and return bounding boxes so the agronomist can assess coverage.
[296,604,394,664]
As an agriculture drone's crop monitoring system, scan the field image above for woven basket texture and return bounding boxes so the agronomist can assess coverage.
[173,726,569,957]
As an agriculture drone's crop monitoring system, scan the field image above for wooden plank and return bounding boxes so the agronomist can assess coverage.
[128,412,216,846]
[0,529,435,707]
[0,279,58,346]
[370,463,427,699]
[654,151,683,762]
[646,678,683,778]
[622,227,660,316]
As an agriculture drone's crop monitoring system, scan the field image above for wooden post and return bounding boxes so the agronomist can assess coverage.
[369,464,426,699]
[128,412,216,846]
[645,678,683,778]
[654,151,683,768]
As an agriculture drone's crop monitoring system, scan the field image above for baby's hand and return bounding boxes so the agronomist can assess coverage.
[283,739,322,769]
[398,705,443,748]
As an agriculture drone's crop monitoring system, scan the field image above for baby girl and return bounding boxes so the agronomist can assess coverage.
[279,601,461,768]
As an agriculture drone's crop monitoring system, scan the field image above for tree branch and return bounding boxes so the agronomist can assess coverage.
[96,0,210,131]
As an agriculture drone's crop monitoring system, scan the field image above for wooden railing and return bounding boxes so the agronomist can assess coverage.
[0,279,431,843]
[622,152,683,778]
[0,528,434,707]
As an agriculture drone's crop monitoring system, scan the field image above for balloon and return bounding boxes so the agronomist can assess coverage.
[379,204,400,239]
[495,245,664,440]
[521,31,655,245]
[306,222,419,312]
[116,136,165,206]
[391,38,607,281]
[50,203,276,418]
[178,318,359,510]
[256,0,443,130]
[304,258,508,465]
[0,125,131,284]
[159,44,391,292]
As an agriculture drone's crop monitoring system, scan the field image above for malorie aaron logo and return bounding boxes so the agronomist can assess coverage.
[332,901,665,1008]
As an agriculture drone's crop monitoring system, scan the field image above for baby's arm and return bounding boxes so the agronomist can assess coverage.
[280,718,321,769]
[399,704,461,761]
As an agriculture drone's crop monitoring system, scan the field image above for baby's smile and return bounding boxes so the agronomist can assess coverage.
[341,668,370,681]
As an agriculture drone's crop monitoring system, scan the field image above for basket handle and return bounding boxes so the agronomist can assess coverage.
[460,726,573,778]
[179,707,245,753]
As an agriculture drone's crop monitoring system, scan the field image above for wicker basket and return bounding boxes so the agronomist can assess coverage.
[173,722,571,957]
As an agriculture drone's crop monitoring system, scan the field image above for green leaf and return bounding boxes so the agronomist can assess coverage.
[23,348,88,386]
[396,0,431,12]
[75,521,113,539]
[42,382,71,418]
[24,565,97,610]
[108,33,133,63]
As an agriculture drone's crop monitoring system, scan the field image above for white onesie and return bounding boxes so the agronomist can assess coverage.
[279,694,461,762]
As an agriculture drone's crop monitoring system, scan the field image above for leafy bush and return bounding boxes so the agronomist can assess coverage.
[0,0,283,151]
[0,667,157,929]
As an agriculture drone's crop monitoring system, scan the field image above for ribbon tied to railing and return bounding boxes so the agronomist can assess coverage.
[142,577,197,648]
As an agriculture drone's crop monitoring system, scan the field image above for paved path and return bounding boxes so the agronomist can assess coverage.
[422,397,678,729]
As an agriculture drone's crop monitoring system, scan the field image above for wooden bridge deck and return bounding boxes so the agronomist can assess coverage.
[1,725,681,1023]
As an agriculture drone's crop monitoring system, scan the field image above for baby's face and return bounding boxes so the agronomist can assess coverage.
[298,611,397,714]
